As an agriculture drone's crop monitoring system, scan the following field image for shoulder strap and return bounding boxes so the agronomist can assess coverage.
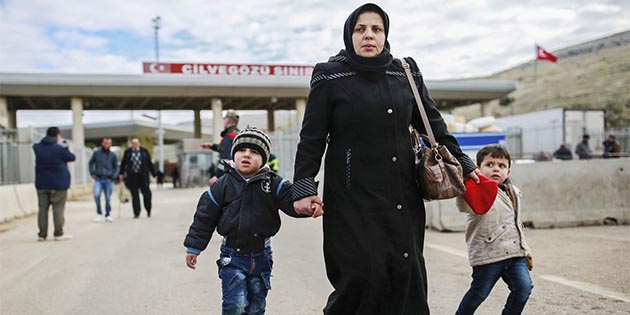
[400,58,437,147]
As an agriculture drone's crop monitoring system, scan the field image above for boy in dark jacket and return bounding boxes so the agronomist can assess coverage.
[184,127,320,314]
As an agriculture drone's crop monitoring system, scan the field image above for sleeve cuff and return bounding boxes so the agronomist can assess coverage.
[458,155,477,175]
[186,248,202,255]
[292,177,319,201]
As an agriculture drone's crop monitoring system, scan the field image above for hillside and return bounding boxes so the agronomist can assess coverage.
[451,30,630,129]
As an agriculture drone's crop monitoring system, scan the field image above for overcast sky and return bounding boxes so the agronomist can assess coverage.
[1,0,628,126]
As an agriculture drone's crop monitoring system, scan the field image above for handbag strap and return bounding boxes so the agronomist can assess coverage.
[400,58,437,147]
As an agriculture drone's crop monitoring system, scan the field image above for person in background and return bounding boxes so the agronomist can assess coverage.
[552,144,573,160]
[119,138,156,218]
[291,3,479,314]
[156,170,165,189]
[171,167,180,188]
[89,137,119,222]
[602,134,621,158]
[33,127,76,241]
[267,153,279,172]
[201,110,240,185]
[575,134,592,159]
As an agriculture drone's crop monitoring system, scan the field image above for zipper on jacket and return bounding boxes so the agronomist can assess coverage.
[345,148,351,189]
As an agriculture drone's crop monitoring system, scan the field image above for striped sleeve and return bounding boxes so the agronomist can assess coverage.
[458,154,477,176]
[292,177,318,201]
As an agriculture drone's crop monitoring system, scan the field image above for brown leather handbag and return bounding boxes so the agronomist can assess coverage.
[401,58,466,200]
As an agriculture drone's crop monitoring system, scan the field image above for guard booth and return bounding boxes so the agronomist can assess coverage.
[176,138,215,187]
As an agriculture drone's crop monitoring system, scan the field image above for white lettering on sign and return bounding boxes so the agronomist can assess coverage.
[182,64,193,74]
[143,62,312,76]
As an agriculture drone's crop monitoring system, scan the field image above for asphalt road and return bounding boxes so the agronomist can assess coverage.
[1,186,628,314]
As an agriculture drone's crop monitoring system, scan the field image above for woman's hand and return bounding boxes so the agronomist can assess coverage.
[466,168,481,184]
[294,196,323,217]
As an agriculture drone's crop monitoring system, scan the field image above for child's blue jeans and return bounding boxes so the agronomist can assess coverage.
[456,257,533,315]
[217,245,273,315]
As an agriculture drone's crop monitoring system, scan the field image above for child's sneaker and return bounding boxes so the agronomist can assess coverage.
[94,215,103,222]
[54,234,73,241]
[105,216,114,222]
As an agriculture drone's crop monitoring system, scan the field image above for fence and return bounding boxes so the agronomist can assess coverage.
[504,127,630,161]
[0,129,20,185]
[268,128,301,180]
[0,127,93,187]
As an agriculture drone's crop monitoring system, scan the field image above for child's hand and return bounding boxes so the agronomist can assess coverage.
[186,253,198,270]
[526,254,533,271]
[311,201,324,218]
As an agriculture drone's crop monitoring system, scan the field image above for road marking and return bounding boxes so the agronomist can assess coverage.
[425,243,468,259]
[580,233,630,243]
[539,274,630,303]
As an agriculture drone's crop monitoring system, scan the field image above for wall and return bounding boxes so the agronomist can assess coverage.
[426,158,630,231]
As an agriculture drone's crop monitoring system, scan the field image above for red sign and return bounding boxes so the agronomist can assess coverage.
[142,62,314,76]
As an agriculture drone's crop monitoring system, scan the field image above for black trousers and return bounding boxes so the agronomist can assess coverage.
[125,173,152,217]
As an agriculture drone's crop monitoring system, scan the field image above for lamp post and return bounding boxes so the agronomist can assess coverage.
[149,17,163,175]
[142,112,164,174]
[152,16,161,62]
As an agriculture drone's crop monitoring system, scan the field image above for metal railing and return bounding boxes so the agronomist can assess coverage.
[268,128,301,180]
[1,127,93,186]
[0,129,19,185]
[504,127,630,161]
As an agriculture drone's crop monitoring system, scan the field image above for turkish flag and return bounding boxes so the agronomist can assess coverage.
[142,62,172,73]
[536,45,558,63]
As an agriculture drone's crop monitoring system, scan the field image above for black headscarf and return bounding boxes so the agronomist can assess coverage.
[335,3,393,78]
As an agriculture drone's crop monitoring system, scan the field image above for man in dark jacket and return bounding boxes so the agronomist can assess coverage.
[33,126,76,241]
[119,138,156,218]
[553,144,573,160]
[89,137,119,222]
[201,110,240,185]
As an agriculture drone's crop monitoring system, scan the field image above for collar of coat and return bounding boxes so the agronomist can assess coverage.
[221,160,271,182]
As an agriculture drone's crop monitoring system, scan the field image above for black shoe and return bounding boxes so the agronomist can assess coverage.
[133,215,139,219]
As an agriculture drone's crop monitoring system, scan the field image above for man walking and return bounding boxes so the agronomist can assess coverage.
[33,127,76,241]
[201,109,239,185]
[89,137,119,222]
[119,138,156,218]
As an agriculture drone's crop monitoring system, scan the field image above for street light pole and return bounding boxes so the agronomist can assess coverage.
[142,112,164,175]
[151,16,164,175]
[157,111,164,174]
[152,16,161,62]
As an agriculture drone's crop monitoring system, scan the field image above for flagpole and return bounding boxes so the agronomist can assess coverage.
[534,44,539,111]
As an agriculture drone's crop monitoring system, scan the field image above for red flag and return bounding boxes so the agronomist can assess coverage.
[536,45,557,63]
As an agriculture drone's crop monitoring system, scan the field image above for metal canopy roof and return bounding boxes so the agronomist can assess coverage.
[0,72,517,111]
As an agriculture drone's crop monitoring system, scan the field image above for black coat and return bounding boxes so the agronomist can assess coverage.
[293,57,476,314]
[119,147,156,183]
[184,162,303,254]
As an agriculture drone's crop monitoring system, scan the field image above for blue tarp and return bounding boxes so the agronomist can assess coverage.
[452,132,506,151]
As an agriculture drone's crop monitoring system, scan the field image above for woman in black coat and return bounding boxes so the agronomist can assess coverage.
[292,3,479,314]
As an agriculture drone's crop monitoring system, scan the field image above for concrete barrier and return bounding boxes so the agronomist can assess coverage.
[426,158,630,231]
[0,185,23,222]
[425,199,466,232]
[13,184,38,217]
[0,183,92,224]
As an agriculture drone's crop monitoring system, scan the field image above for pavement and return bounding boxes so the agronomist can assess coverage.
[1,186,629,314]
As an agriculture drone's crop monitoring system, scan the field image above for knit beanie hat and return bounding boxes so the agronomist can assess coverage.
[231,126,271,165]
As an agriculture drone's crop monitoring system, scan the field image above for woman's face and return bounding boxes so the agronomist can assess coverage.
[352,11,386,58]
